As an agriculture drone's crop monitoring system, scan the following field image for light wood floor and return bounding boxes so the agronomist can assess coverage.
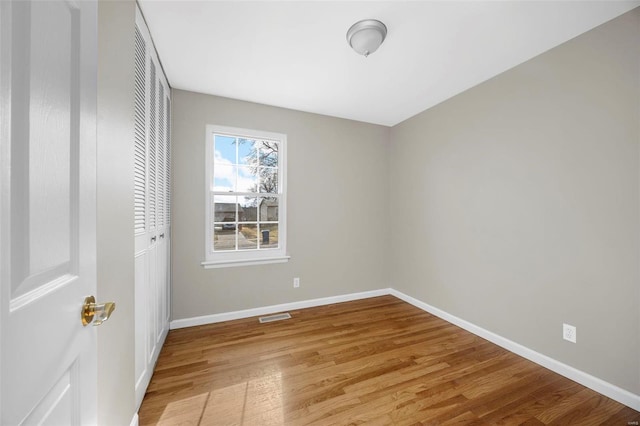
[138,296,639,425]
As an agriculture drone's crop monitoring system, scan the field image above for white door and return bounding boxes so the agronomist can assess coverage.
[0,1,98,424]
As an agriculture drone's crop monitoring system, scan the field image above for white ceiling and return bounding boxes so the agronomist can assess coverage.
[138,1,639,127]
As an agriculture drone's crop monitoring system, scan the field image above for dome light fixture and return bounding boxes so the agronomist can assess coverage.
[346,19,387,58]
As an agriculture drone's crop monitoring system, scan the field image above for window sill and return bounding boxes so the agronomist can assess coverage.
[201,256,290,269]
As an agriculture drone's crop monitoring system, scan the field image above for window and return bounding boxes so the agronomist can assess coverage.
[202,125,288,268]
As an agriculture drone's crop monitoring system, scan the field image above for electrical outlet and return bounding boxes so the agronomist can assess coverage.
[293,277,300,288]
[563,323,576,343]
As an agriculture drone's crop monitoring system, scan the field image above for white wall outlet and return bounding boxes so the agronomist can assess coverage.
[563,323,576,343]
[293,277,300,288]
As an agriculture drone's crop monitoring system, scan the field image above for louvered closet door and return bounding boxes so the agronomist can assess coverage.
[146,58,159,371]
[164,95,171,327]
[157,80,171,338]
[153,55,171,391]
[134,5,171,410]
[133,21,149,407]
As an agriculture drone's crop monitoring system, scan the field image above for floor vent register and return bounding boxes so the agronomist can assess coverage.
[259,313,292,323]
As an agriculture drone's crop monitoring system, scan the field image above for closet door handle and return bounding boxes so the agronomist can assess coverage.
[160,233,165,239]
[151,236,156,243]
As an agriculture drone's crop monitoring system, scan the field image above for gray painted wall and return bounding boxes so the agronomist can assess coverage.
[97,1,136,424]
[171,91,390,320]
[389,10,640,394]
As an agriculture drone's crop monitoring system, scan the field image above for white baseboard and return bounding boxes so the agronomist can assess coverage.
[129,413,139,426]
[169,288,390,329]
[388,288,640,412]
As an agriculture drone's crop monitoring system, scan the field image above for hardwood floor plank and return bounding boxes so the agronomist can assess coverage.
[473,374,571,424]
[534,388,599,424]
[154,393,207,426]
[599,406,640,425]
[547,394,630,426]
[138,296,639,425]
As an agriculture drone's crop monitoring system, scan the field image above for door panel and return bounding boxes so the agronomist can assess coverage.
[22,362,78,425]
[0,0,97,424]
[134,251,148,392]
[148,242,157,363]
[25,0,74,278]
[11,0,78,300]
[157,237,166,344]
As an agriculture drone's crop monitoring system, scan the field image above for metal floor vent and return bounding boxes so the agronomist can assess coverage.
[259,313,291,324]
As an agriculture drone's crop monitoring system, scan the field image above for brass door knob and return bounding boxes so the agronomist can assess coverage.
[81,296,116,326]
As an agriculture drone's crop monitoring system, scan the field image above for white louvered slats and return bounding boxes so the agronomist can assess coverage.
[165,97,171,224]
[134,27,146,233]
[148,61,157,231]
[157,83,165,228]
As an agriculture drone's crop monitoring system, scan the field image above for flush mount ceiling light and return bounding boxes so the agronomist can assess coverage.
[346,19,387,57]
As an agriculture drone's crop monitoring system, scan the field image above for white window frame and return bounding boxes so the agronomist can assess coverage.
[202,125,289,268]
